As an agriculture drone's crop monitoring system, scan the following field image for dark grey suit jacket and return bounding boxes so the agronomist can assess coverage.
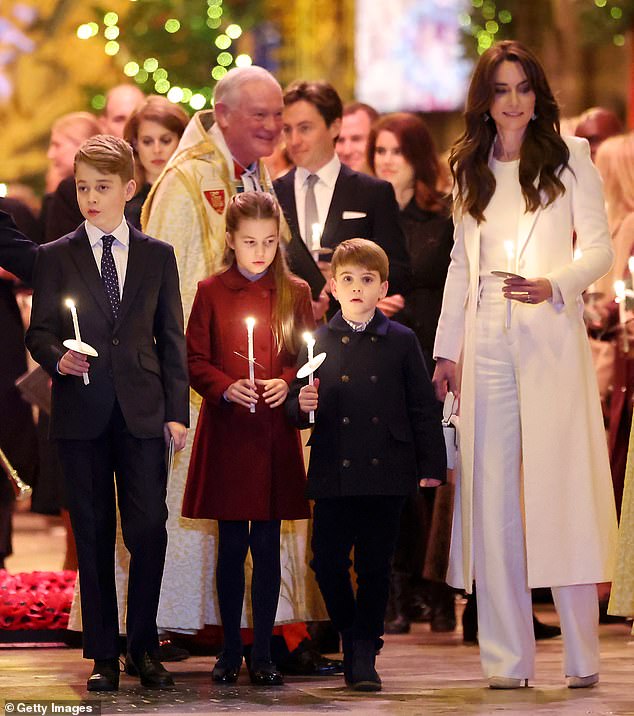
[26,223,189,440]
[274,164,411,295]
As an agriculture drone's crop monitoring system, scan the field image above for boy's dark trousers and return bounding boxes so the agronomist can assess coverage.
[57,400,168,661]
[310,495,406,645]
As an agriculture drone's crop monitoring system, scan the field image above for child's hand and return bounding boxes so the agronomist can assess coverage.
[164,421,187,451]
[59,349,90,377]
[256,378,289,408]
[225,379,258,408]
[299,379,319,414]
[419,478,442,488]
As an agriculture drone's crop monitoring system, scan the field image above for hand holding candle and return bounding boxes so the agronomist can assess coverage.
[246,317,256,413]
[62,298,98,385]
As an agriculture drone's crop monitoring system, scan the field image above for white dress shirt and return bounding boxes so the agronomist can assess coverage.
[294,154,341,244]
[85,218,129,299]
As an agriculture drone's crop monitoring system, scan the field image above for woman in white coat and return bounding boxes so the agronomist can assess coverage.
[433,41,617,690]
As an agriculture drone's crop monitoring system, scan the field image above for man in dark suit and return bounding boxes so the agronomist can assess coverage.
[0,209,37,283]
[274,80,410,315]
[26,135,189,692]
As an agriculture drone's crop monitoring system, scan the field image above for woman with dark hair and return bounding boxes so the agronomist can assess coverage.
[433,41,617,689]
[123,95,189,229]
[368,113,455,633]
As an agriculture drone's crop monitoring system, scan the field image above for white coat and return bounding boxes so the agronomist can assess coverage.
[434,136,618,591]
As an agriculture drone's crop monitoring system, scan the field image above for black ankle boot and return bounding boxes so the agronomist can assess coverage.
[349,639,381,692]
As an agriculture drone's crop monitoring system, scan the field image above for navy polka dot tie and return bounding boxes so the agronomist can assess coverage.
[101,235,120,319]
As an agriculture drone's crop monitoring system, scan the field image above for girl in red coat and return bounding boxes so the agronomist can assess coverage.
[183,192,314,686]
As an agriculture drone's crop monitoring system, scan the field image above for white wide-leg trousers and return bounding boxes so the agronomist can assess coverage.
[472,280,599,680]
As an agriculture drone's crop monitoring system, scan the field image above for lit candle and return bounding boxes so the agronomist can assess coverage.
[615,280,629,353]
[504,240,515,329]
[65,298,89,386]
[246,317,256,413]
[303,331,316,424]
[311,223,322,253]
[65,298,82,344]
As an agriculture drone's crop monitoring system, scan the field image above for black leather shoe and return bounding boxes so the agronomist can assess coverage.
[87,658,120,692]
[125,651,175,689]
[212,654,242,684]
[157,638,190,662]
[533,615,561,640]
[279,646,343,676]
[385,613,411,634]
[249,661,284,686]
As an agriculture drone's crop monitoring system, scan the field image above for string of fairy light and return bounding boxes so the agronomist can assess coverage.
[76,1,253,112]
[462,0,629,54]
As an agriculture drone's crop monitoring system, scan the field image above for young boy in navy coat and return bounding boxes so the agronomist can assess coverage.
[26,136,189,692]
[287,238,446,691]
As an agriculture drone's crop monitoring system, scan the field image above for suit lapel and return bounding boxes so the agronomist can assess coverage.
[68,227,114,324]
[115,225,148,327]
[516,204,541,261]
[275,170,300,239]
[322,166,350,249]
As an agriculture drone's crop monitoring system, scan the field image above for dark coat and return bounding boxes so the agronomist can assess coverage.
[40,176,84,244]
[25,222,189,440]
[287,310,446,499]
[394,200,453,373]
[274,164,412,296]
[0,209,38,284]
[182,264,314,521]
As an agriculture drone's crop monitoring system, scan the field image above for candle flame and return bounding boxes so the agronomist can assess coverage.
[245,317,255,329]
[65,298,76,309]
[303,331,315,345]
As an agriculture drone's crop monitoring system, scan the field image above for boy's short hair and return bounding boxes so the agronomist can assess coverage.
[74,134,135,182]
[331,238,389,282]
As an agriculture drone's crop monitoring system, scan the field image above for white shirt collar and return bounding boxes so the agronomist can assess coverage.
[85,218,130,248]
[296,154,341,190]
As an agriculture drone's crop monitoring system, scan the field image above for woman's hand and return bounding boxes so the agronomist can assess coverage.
[225,378,258,408]
[163,422,187,451]
[503,277,553,304]
[256,378,289,408]
[432,357,458,402]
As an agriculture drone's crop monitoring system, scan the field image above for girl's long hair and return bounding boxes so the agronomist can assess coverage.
[367,112,448,214]
[450,40,570,223]
[224,192,301,354]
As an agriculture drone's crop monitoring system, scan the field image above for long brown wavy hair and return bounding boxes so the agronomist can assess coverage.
[224,192,301,354]
[367,112,448,214]
[450,40,570,223]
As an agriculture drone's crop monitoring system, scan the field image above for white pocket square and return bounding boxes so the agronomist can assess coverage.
[342,211,366,220]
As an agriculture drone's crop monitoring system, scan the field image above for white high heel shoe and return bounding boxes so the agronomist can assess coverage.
[488,676,529,689]
[566,673,599,688]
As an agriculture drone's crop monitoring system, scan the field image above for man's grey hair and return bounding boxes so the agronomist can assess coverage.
[213,66,281,109]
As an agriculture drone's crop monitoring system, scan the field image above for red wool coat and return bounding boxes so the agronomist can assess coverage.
[182,263,314,520]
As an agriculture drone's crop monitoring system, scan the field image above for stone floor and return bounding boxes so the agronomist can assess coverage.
[2,513,634,715]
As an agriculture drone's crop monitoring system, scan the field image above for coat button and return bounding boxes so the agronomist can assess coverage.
[371,458,380,466]
[342,459,351,468]
[112,337,120,346]
[341,335,350,344]
[371,416,379,425]
[341,375,350,383]
[370,375,378,383]
[342,417,350,425]
[370,336,378,343]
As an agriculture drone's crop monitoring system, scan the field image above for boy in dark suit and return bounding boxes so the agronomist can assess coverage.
[287,239,446,692]
[26,135,189,692]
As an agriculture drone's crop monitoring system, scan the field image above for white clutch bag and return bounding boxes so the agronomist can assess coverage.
[442,392,459,471]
